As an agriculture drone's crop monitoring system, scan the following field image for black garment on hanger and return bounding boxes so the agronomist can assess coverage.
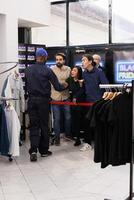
[89,92,132,168]
[89,98,111,168]
[108,92,132,166]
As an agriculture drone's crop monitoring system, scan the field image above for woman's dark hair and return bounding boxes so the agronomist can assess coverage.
[82,54,96,66]
[72,66,83,80]
[55,52,66,60]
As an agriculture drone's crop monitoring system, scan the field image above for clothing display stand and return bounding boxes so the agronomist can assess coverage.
[99,83,133,200]
[0,62,18,75]
[0,62,19,161]
[0,97,18,162]
[125,80,134,200]
[0,97,18,101]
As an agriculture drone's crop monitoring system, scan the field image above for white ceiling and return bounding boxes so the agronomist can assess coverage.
[18,19,46,28]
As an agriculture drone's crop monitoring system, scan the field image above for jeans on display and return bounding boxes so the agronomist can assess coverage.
[52,99,71,138]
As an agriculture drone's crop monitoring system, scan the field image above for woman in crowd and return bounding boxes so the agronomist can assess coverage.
[66,66,85,146]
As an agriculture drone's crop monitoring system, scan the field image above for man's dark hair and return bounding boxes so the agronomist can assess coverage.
[55,53,66,60]
[82,54,96,67]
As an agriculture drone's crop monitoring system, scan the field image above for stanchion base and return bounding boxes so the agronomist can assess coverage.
[125,193,134,200]
[104,193,134,200]
[8,155,13,162]
[104,199,112,200]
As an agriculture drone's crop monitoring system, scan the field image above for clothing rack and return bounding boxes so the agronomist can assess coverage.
[99,83,134,200]
[99,83,132,88]
[0,62,18,75]
[0,97,18,101]
[0,97,18,162]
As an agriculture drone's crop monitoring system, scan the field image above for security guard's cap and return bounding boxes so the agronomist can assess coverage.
[36,48,48,57]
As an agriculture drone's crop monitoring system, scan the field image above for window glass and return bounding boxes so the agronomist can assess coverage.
[69,0,109,45]
[112,0,134,43]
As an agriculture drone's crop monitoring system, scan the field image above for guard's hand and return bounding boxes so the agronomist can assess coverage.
[62,82,68,88]
[72,98,77,105]
[78,79,84,87]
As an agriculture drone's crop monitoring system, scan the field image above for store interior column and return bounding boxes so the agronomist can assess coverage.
[0,13,18,92]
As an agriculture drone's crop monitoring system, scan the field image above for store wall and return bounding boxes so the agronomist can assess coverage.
[17,0,50,26]
[0,0,50,26]
[0,14,6,61]
[0,0,50,92]
[0,0,50,62]
[0,13,18,92]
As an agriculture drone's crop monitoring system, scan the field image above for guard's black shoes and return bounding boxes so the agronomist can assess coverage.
[74,139,81,146]
[19,140,23,146]
[41,151,52,157]
[30,152,37,162]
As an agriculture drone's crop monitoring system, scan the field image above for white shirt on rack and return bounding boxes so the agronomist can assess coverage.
[8,72,25,117]
[4,105,20,156]
[4,76,20,156]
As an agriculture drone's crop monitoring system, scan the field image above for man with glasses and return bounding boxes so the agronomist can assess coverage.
[51,53,71,145]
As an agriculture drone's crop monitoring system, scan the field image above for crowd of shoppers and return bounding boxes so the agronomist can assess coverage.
[25,48,108,162]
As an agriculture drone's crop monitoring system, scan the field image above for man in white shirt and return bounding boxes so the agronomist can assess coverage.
[51,53,71,145]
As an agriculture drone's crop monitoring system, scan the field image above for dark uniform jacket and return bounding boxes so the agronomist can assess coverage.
[25,62,64,99]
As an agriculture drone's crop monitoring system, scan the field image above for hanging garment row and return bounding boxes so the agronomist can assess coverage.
[2,70,25,117]
[87,86,132,168]
[0,100,20,159]
[0,70,25,159]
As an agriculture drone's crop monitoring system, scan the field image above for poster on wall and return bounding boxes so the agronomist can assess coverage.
[113,50,134,83]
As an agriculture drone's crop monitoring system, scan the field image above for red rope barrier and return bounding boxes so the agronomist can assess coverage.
[50,101,93,106]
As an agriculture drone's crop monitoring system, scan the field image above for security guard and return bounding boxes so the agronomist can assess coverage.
[25,48,67,162]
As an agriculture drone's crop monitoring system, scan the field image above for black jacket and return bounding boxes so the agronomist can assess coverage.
[66,77,85,102]
[25,62,64,98]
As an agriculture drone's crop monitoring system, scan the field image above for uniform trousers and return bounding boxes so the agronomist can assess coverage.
[27,97,49,154]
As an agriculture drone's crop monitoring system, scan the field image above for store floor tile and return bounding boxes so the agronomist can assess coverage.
[0,140,132,200]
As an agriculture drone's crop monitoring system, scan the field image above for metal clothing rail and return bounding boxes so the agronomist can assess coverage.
[0,97,18,101]
[99,83,132,88]
[0,62,18,75]
[99,83,134,200]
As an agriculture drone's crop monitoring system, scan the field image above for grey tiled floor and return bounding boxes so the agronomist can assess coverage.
[0,139,132,200]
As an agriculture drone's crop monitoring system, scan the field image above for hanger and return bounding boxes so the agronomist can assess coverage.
[109,87,117,100]
[100,84,130,100]
[102,88,109,99]
[104,92,114,100]
[102,87,114,100]
[14,70,19,79]
[110,92,118,100]
[102,91,109,99]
